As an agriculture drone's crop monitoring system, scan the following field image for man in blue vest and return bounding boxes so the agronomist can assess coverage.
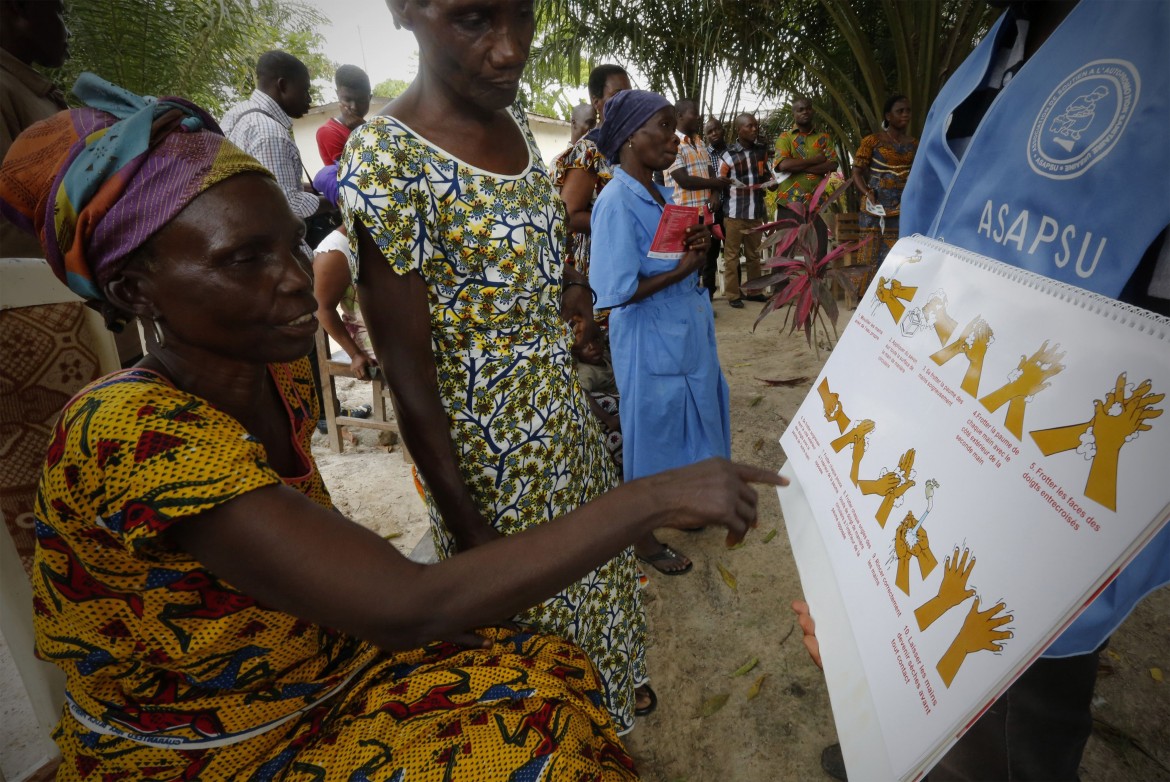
[901,1,1169,778]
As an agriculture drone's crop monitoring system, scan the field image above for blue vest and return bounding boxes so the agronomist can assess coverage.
[901,0,1170,298]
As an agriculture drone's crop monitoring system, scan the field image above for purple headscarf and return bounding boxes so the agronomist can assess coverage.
[0,73,271,302]
[596,90,672,163]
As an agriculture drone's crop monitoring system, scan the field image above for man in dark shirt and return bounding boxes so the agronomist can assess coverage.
[717,113,776,307]
[703,117,729,300]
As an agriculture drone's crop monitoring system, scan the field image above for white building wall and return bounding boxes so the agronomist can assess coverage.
[292,103,572,176]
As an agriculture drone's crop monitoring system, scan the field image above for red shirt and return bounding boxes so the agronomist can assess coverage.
[316,117,352,166]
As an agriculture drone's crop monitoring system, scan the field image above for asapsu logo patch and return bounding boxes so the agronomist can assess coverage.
[1027,59,1139,180]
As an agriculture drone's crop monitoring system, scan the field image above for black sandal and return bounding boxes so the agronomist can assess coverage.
[636,545,693,576]
[634,684,658,717]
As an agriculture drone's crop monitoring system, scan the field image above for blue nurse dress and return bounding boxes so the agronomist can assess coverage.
[590,167,731,481]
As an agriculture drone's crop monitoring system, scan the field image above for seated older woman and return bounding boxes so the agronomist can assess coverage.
[0,74,782,780]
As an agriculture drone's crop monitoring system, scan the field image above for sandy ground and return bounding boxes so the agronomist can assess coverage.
[1,301,1166,780]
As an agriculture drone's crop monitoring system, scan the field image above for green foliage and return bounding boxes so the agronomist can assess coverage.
[534,0,996,173]
[372,78,411,100]
[746,177,866,356]
[538,0,745,108]
[51,0,333,116]
[518,6,594,120]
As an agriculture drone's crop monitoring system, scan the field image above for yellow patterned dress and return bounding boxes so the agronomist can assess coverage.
[33,358,638,780]
[558,131,614,277]
[339,108,647,734]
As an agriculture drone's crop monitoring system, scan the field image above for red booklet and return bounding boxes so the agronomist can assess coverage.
[648,204,717,259]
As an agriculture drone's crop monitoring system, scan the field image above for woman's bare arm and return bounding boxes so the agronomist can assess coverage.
[168,459,785,652]
[313,250,374,379]
[353,221,500,551]
[560,167,598,234]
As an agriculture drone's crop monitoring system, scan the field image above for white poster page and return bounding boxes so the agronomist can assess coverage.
[778,235,1170,780]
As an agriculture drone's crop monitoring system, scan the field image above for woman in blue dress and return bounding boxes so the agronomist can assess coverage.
[590,91,732,485]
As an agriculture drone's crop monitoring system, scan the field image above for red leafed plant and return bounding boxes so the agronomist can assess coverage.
[743,176,871,356]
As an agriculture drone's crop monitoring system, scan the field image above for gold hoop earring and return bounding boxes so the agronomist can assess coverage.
[151,318,166,349]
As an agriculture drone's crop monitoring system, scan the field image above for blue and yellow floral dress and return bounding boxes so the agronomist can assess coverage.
[339,107,647,734]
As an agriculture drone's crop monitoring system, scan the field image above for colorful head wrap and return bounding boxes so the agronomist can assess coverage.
[0,73,272,302]
[596,90,673,163]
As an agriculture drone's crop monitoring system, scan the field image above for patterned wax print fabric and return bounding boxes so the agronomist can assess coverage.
[35,357,638,780]
[774,128,839,209]
[551,144,574,190]
[853,133,918,266]
[560,134,614,276]
[338,106,647,734]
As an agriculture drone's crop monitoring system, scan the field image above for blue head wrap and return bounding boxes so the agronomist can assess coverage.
[596,90,672,163]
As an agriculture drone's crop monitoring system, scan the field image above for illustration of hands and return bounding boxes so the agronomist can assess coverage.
[911,520,938,580]
[862,447,916,528]
[922,291,958,344]
[1030,372,1163,510]
[890,482,940,595]
[914,547,976,631]
[930,316,995,397]
[817,377,851,433]
[936,597,1013,688]
[979,340,1067,439]
[830,419,874,486]
[894,512,915,596]
[873,277,919,324]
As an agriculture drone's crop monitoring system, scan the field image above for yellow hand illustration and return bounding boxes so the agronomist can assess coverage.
[875,277,919,324]
[979,340,1067,439]
[936,597,1013,688]
[915,547,976,631]
[858,472,899,496]
[910,523,938,580]
[1030,373,1163,511]
[817,377,851,433]
[922,293,958,344]
[894,513,914,596]
[1085,375,1164,511]
[930,317,993,397]
[830,419,874,486]
[875,448,916,528]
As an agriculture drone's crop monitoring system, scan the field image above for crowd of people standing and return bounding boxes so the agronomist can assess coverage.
[2,0,1166,779]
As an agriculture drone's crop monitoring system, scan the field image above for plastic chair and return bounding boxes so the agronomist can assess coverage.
[0,257,125,780]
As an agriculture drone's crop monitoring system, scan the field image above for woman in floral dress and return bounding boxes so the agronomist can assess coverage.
[339,2,653,733]
[557,64,630,278]
[852,94,919,269]
[3,70,781,779]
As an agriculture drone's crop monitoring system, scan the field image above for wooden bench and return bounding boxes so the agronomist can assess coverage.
[830,211,875,300]
[315,328,411,461]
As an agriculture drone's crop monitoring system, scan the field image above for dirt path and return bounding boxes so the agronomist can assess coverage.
[319,300,1169,781]
[4,303,1162,780]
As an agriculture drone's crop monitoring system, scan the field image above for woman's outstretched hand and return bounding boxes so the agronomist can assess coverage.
[640,458,786,546]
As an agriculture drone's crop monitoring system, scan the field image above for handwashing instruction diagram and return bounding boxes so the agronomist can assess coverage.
[779,236,1170,780]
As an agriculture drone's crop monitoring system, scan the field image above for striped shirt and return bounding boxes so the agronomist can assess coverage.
[667,131,714,209]
[221,91,319,219]
[717,141,771,220]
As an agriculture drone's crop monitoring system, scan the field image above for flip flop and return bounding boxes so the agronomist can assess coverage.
[636,545,693,576]
[341,404,372,420]
[634,684,658,717]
